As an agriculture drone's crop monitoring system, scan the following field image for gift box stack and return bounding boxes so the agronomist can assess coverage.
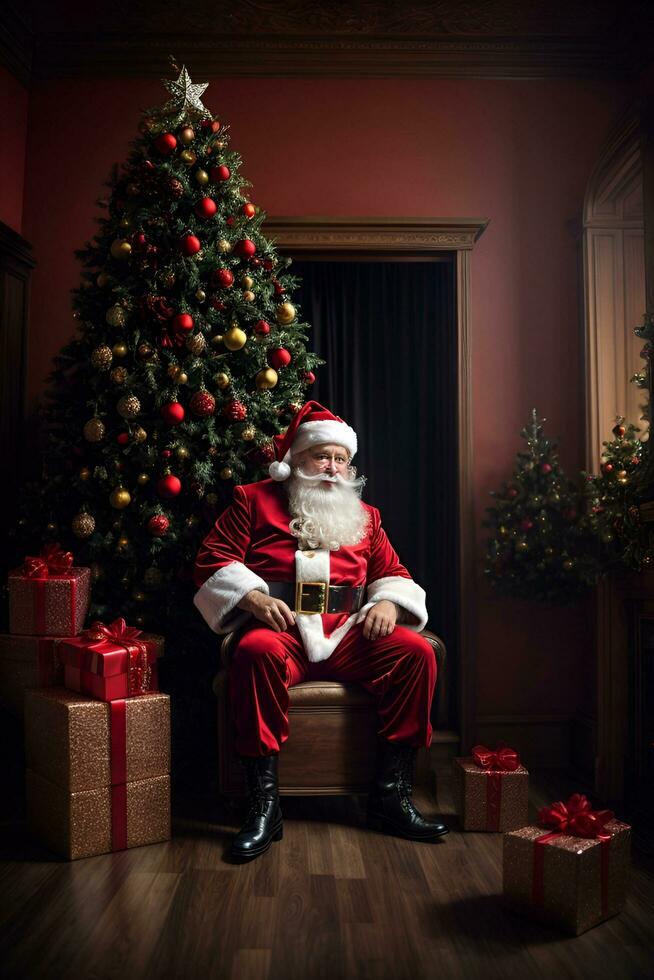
[24,616,169,860]
[0,544,91,718]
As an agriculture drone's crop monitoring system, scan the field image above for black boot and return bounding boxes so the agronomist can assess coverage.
[231,753,283,861]
[366,739,449,841]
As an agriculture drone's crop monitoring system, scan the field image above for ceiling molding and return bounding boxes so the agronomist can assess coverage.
[264,217,489,253]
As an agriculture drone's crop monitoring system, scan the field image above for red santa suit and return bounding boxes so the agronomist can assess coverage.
[193,477,437,756]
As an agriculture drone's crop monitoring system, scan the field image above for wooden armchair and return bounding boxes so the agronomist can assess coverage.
[213,629,447,797]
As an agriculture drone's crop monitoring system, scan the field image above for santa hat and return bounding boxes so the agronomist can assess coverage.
[269,401,358,482]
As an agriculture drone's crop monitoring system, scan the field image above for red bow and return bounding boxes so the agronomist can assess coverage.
[471,743,520,771]
[537,794,614,839]
[85,617,142,645]
[24,543,74,578]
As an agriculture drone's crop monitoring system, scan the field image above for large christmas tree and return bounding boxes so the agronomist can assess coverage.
[17,63,322,632]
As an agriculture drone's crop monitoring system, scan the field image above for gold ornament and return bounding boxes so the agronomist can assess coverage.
[617,470,628,485]
[220,467,233,480]
[224,326,247,350]
[79,466,91,481]
[195,288,206,301]
[180,126,195,144]
[211,334,224,347]
[242,426,256,441]
[106,304,127,327]
[137,342,156,361]
[46,522,57,533]
[110,366,128,385]
[167,364,182,381]
[116,535,130,550]
[110,239,132,260]
[180,149,197,166]
[90,345,113,369]
[243,290,256,302]
[276,302,296,325]
[97,272,110,287]
[215,372,230,389]
[110,487,131,509]
[176,446,190,460]
[112,341,128,358]
[195,169,209,186]
[72,512,95,539]
[177,372,188,384]
[241,275,254,288]
[137,472,150,486]
[133,426,147,443]
[83,417,105,442]
[117,394,141,419]
[256,367,278,390]
[218,238,232,253]
[186,332,206,354]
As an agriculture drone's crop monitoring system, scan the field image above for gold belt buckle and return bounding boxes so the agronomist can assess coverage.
[295,581,329,615]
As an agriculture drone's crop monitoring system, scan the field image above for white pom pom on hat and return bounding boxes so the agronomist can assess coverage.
[268,401,357,481]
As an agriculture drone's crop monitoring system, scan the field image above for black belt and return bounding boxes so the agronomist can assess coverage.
[267,580,364,615]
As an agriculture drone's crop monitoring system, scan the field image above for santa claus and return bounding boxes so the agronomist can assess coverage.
[194,401,448,860]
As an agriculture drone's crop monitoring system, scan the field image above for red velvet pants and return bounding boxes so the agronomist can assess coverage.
[229,620,436,756]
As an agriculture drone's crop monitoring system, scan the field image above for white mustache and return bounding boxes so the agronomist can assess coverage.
[294,468,366,491]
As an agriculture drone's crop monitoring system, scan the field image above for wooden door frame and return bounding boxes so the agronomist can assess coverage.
[265,216,489,751]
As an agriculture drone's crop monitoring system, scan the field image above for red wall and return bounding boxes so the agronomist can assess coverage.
[0,64,29,233]
[20,75,631,723]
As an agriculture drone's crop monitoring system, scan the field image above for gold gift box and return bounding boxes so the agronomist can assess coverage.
[0,634,65,718]
[25,688,171,860]
[503,821,631,935]
[453,757,529,831]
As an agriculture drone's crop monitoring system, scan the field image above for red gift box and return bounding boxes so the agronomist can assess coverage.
[58,618,164,702]
[8,544,90,636]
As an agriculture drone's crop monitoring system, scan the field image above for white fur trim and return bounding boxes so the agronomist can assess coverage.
[356,575,428,632]
[293,548,360,662]
[292,419,357,458]
[193,561,269,633]
[269,457,292,481]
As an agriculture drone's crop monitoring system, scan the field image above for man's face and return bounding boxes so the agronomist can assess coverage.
[295,443,351,485]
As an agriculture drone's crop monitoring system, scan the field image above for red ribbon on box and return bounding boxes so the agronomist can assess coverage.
[83,618,152,696]
[532,794,614,916]
[21,544,77,634]
[110,699,128,851]
[471,743,521,831]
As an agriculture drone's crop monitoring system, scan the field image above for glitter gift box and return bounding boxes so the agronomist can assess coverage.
[25,687,170,860]
[503,795,630,935]
[0,634,67,718]
[57,619,164,702]
[453,745,529,831]
[8,545,91,636]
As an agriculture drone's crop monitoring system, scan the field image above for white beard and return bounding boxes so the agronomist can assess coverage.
[286,469,370,551]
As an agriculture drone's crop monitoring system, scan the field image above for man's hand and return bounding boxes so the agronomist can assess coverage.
[238,590,296,632]
[362,599,398,641]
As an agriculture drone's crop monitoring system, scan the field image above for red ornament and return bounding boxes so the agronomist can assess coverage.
[223,399,247,421]
[254,442,276,464]
[520,519,533,531]
[180,234,201,256]
[116,432,129,446]
[303,370,316,384]
[161,449,172,458]
[154,133,177,155]
[161,402,185,425]
[148,514,170,537]
[210,298,227,311]
[268,347,292,370]
[234,239,256,259]
[254,319,271,335]
[210,164,230,182]
[263,259,274,271]
[173,313,194,333]
[213,268,234,288]
[157,475,182,499]
[190,391,216,418]
[226,216,235,227]
[602,463,614,474]
[273,280,285,297]
[541,463,552,474]
[507,488,518,498]
[242,202,256,219]
[202,119,221,133]
[195,197,217,219]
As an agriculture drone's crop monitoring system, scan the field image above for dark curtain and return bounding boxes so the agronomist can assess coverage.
[293,259,458,728]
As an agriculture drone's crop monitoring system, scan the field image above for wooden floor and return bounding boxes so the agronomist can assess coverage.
[1,769,653,980]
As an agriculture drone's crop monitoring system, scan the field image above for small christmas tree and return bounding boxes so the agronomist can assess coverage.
[483,409,601,603]
[16,62,323,632]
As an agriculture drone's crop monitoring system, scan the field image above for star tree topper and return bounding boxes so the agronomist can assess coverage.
[160,64,211,124]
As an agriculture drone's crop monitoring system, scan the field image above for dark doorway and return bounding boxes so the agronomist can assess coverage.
[292,257,459,730]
